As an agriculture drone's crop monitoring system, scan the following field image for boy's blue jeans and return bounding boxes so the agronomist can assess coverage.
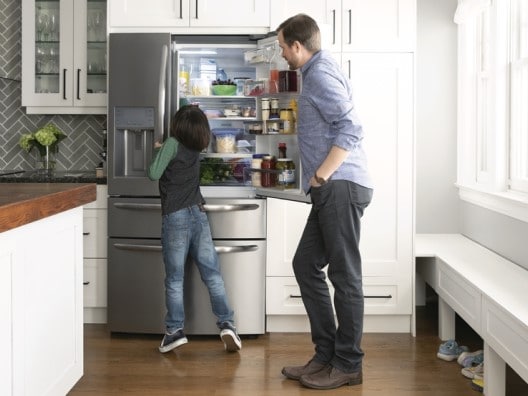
[161,204,234,334]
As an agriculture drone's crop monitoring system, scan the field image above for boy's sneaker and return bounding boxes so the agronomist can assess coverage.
[437,340,469,361]
[219,322,242,352]
[458,350,484,367]
[471,378,484,393]
[159,329,188,353]
[461,362,484,379]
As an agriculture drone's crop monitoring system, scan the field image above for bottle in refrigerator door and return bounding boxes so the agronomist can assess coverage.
[179,60,190,95]
[278,142,287,158]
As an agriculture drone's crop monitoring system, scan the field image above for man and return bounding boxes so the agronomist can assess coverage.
[276,14,373,390]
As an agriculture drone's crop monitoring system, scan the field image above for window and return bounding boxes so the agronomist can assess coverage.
[456,0,528,223]
[509,0,528,192]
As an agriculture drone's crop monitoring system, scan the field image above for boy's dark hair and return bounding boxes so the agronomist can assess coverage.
[171,105,211,151]
[277,13,321,53]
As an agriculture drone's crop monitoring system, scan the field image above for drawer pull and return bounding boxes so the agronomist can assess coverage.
[83,232,90,236]
[83,281,90,285]
[290,294,391,299]
[203,204,259,212]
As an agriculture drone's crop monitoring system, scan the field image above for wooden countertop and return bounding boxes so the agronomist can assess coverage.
[0,183,96,233]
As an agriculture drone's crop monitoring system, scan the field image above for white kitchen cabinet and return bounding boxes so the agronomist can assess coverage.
[0,208,84,395]
[265,52,414,333]
[345,52,414,319]
[325,0,416,53]
[83,184,108,323]
[269,0,327,32]
[109,0,270,34]
[21,0,107,114]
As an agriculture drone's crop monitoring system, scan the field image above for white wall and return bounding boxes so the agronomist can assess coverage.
[415,0,459,233]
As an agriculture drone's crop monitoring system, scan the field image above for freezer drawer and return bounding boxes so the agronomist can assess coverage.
[108,238,266,335]
[108,197,266,239]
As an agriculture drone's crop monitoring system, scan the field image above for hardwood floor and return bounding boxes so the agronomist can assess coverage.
[70,300,527,395]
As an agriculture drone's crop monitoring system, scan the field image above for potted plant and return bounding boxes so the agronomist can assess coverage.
[19,123,67,171]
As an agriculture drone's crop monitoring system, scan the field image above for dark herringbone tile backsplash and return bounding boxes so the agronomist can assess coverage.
[0,0,106,171]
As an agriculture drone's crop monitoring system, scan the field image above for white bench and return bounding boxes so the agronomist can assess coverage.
[415,234,528,396]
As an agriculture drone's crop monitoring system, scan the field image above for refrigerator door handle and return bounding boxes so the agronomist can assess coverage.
[157,44,169,142]
[215,245,259,254]
[203,204,259,212]
[114,243,162,252]
[113,242,258,254]
[113,202,162,211]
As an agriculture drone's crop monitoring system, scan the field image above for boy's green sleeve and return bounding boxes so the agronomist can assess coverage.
[147,137,178,181]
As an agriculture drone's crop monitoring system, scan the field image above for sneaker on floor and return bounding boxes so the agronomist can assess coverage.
[159,329,188,353]
[219,322,242,352]
[462,362,484,379]
[437,340,469,361]
[458,349,484,367]
[471,378,484,393]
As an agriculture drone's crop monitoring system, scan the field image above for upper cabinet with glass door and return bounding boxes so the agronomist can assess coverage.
[21,0,107,114]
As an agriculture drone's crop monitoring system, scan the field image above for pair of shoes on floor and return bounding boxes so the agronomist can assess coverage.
[461,362,484,380]
[219,321,242,352]
[458,349,484,367]
[437,340,469,361]
[282,360,362,390]
[471,377,484,392]
[159,328,188,353]
[159,323,242,354]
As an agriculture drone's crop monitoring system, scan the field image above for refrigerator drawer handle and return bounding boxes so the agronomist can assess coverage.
[203,204,259,212]
[215,245,258,254]
[113,243,162,252]
[113,203,162,210]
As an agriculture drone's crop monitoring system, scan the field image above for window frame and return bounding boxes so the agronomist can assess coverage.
[456,0,528,223]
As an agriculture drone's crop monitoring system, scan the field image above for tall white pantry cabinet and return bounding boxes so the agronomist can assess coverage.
[266,0,416,333]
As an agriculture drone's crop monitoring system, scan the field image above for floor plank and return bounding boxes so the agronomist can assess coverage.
[70,301,528,395]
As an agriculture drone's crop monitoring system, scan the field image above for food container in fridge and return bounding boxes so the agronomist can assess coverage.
[190,78,211,96]
[211,128,241,153]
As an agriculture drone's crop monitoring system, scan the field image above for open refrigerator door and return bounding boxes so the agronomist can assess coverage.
[246,36,310,203]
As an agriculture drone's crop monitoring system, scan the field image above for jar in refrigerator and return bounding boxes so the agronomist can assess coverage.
[261,155,276,187]
[266,120,280,134]
[251,155,263,187]
[276,158,296,189]
[279,108,295,134]
[269,97,280,119]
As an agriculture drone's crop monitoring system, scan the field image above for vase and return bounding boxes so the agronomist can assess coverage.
[36,146,56,173]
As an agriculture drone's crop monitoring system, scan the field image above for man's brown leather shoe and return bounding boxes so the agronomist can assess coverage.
[281,359,326,380]
[300,364,362,389]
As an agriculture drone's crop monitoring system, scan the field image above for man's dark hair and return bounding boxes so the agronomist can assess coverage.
[277,13,321,53]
